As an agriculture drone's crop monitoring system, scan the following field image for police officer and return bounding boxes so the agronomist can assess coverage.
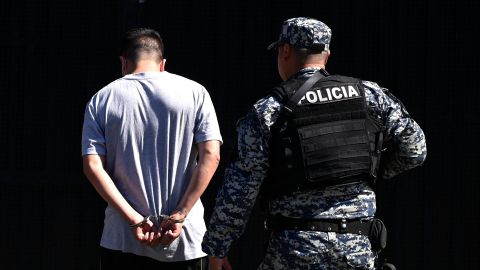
[203,17,427,269]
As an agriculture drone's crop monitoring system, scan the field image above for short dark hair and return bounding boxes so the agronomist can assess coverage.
[292,45,325,64]
[120,28,164,63]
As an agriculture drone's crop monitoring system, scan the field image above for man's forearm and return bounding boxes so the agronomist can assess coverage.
[83,155,142,224]
[174,140,220,217]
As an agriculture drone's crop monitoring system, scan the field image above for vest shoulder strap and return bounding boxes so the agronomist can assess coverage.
[269,78,304,103]
[284,72,325,113]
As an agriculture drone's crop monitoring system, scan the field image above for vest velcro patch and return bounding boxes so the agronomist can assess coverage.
[299,83,362,105]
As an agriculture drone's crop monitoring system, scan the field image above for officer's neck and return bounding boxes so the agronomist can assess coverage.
[290,61,325,77]
[286,64,325,80]
[302,63,325,70]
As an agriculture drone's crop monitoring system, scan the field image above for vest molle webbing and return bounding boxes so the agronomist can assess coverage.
[264,73,383,200]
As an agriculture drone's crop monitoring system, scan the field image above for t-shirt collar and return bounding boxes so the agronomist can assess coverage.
[123,71,166,80]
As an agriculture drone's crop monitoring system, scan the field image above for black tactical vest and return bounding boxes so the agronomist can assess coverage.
[262,71,384,200]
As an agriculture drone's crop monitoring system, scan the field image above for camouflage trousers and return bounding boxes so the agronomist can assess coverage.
[258,230,375,270]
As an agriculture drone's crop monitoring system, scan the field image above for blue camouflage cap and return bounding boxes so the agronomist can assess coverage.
[267,17,332,50]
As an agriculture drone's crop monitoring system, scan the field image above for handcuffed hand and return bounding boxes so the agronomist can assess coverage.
[130,215,161,246]
[150,211,186,247]
[130,211,186,248]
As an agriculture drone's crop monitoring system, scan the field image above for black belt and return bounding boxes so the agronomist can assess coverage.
[265,215,372,236]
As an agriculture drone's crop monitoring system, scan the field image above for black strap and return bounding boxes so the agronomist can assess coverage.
[283,71,326,114]
[370,125,386,179]
[265,215,372,236]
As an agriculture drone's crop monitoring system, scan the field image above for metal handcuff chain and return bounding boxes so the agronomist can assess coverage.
[129,214,185,228]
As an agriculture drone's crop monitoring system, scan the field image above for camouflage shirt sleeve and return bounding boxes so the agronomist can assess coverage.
[363,81,427,179]
[202,96,279,257]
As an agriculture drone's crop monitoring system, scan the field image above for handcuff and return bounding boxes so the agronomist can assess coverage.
[129,214,185,228]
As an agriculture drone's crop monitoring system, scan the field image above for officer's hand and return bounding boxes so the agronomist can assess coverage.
[208,256,232,270]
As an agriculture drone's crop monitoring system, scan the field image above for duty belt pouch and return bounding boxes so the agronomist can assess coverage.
[369,218,387,252]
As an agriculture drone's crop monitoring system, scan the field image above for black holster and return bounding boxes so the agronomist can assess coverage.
[369,218,387,252]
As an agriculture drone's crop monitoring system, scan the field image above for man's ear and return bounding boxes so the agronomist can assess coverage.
[323,50,330,66]
[159,59,166,72]
[120,56,128,75]
[281,44,293,59]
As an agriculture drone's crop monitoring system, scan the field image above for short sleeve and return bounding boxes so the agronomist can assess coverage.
[81,98,107,156]
[193,89,223,144]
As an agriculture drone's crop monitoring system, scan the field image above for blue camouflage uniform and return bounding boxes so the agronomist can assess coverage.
[203,17,427,270]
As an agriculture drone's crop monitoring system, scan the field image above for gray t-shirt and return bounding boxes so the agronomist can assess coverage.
[81,71,222,261]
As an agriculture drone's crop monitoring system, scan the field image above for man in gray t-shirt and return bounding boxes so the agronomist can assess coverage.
[81,28,222,269]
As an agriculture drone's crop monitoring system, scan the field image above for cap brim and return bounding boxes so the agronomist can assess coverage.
[267,40,279,50]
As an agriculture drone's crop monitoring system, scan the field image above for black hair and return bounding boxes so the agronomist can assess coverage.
[292,44,326,64]
[120,28,164,63]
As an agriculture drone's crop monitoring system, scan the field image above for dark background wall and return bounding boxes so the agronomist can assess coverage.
[0,0,478,269]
